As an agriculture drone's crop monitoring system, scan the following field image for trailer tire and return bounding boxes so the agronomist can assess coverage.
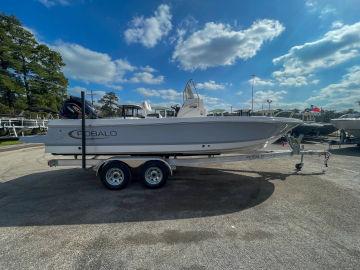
[140,161,169,189]
[295,162,303,171]
[99,161,131,190]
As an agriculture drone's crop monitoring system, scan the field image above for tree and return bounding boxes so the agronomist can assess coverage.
[29,44,67,111]
[0,15,26,112]
[0,13,68,114]
[99,92,119,117]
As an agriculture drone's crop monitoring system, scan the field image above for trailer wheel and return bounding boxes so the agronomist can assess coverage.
[99,161,131,190]
[140,161,169,189]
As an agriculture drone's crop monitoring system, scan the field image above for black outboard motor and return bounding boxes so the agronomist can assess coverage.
[59,96,98,119]
[171,104,181,117]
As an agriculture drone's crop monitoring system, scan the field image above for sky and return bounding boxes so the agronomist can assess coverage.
[1,0,360,111]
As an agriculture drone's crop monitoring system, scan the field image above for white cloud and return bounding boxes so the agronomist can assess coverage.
[23,26,41,41]
[305,0,336,19]
[199,94,232,110]
[248,76,274,87]
[236,91,243,96]
[272,21,360,86]
[69,86,107,101]
[306,65,360,110]
[247,90,287,105]
[135,88,233,110]
[136,88,181,101]
[273,101,308,110]
[52,42,134,84]
[52,42,165,85]
[242,90,287,110]
[124,4,172,48]
[38,0,69,8]
[129,72,164,84]
[273,75,319,87]
[305,0,317,10]
[136,88,232,109]
[169,16,199,45]
[104,84,123,91]
[172,19,285,70]
[196,80,226,90]
[136,87,159,97]
[200,95,221,105]
[319,6,336,19]
[115,59,136,74]
[140,65,157,73]
[331,20,344,29]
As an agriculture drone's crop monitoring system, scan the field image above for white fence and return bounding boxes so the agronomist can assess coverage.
[0,118,48,138]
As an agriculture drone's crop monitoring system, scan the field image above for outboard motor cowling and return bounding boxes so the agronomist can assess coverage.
[59,96,98,119]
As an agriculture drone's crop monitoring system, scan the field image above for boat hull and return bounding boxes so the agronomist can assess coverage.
[292,122,337,137]
[331,118,360,138]
[44,116,302,155]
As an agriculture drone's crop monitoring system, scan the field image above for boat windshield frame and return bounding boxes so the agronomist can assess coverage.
[183,79,200,102]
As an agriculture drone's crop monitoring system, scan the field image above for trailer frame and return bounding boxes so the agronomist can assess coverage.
[48,140,330,190]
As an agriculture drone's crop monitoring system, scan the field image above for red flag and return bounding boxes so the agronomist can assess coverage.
[311,106,321,112]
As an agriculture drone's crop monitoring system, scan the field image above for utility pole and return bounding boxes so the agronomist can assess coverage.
[266,99,272,116]
[86,89,95,105]
[251,74,256,113]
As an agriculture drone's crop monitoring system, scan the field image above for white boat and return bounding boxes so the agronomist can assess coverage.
[331,113,360,139]
[275,110,337,138]
[44,116,301,155]
[41,80,302,156]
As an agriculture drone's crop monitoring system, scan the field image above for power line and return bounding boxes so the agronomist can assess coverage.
[86,89,102,105]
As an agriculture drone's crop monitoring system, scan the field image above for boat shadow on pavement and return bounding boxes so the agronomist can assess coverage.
[0,166,319,227]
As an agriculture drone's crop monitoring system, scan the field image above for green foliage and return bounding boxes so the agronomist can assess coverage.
[98,92,119,117]
[0,13,68,115]
[0,140,22,147]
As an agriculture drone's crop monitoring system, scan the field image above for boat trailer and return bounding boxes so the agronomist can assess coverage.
[48,92,331,190]
[48,136,330,190]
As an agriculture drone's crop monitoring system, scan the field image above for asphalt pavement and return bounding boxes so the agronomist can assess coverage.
[0,144,359,269]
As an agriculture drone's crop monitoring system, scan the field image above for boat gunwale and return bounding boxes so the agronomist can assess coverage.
[48,116,303,127]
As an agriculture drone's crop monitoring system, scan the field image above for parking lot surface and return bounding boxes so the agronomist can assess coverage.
[0,144,359,269]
